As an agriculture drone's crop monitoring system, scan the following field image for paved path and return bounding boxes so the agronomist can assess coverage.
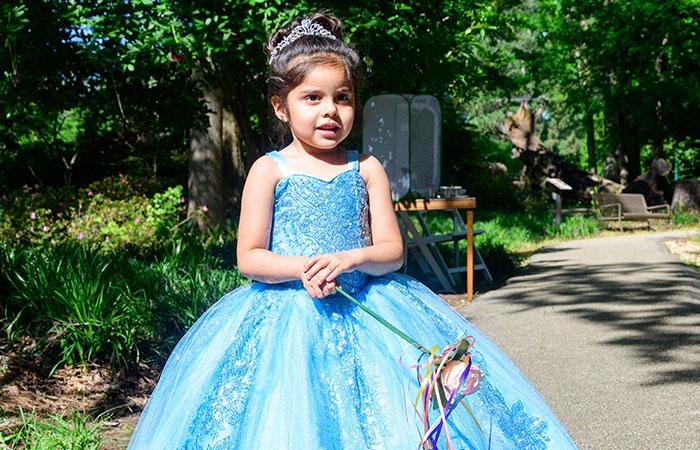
[453,230,700,450]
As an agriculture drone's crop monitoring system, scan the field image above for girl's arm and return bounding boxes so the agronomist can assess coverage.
[353,154,404,273]
[236,156,308,283]
[304,155,404,284]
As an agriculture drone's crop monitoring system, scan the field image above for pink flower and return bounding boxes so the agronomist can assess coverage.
[30,212,37,220]
[77,231,84,240]
[180,196,186,204]
[133,217,140,223]
[42,225,50,232]
[88,190,94,196]
[440,360,483,396]
[202,205,209,213]
[120,176,128,184]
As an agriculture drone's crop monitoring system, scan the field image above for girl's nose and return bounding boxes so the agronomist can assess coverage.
[322,99,338,116]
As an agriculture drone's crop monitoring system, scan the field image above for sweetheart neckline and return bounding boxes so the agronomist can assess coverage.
[278,169,359,184]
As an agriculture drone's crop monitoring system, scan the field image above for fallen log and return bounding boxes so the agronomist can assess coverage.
[497,103,622,202]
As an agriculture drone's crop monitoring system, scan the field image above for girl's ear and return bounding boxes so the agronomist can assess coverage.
[271,95,288,122]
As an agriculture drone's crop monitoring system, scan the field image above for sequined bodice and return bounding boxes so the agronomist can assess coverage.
[267,151,371,291]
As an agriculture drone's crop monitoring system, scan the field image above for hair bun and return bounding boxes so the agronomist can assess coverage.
[307,12,344,40]
[265,11,344,56]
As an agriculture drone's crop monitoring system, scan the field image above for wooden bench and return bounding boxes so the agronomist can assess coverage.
[592,192,671,230]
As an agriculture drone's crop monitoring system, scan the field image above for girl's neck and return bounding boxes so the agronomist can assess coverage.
[283,141,344,164]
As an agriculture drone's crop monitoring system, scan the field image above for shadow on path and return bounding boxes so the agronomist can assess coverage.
[490,252,700,386]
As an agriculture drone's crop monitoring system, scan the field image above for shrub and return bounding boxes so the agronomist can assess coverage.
[129,239,247,356]
[0,238,246,375]
[0,175,187,254]
[2,244,148,374]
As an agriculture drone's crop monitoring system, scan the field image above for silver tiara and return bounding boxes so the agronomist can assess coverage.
[269,19,337,63]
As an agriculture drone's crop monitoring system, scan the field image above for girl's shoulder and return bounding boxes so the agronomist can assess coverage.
[245,153,285,189]
[357,153,386,185]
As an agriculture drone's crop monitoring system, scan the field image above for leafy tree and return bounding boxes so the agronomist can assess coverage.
[2,0,510,229]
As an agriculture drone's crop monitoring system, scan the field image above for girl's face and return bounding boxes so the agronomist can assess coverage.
[272,63,354,153]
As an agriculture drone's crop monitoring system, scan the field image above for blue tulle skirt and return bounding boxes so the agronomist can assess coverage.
[128,274,575,449]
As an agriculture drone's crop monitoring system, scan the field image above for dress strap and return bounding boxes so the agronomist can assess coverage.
[266,151,294,177]
[347,150,359,171]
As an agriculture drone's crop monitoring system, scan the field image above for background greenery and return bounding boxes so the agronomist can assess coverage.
[0,1,699,446]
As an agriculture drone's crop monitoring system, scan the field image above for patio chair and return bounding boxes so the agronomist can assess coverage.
[592,192,671,231]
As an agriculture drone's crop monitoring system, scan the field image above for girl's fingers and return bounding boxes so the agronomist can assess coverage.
[303,256,321,271]
[305,259,331,280]
[312,267,333,284]
[320,280,337,297]
[310,282,322,298]
[325,266,343,282]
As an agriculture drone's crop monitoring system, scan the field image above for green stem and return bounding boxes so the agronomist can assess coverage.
[335,287,430,354]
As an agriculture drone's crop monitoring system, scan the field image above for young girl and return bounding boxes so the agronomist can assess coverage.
[128,12,576,449]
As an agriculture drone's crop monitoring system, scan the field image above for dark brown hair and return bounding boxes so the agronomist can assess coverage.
[265,11,362,145]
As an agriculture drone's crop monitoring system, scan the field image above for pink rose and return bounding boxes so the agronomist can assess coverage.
[77,231,84,240]
[134,217,140,223]
[42,225,50,232]
[88,190,94,196]
[440,360,483,396]
[30,212,37,220]
[202,205,209,213]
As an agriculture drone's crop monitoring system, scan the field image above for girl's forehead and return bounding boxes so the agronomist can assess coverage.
[293,63,351,91]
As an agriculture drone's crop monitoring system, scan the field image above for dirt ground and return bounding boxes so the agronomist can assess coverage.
[0,343,155,449]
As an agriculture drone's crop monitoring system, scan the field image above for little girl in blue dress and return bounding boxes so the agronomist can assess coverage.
[128,12,576,450]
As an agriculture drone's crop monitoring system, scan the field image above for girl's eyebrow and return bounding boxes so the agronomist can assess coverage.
[297,86,352,94]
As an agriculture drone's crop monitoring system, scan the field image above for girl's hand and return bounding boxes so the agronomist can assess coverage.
[298,258,338,298]
[303,251,357,286]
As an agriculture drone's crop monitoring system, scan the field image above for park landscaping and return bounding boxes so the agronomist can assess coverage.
[2,0,699,448]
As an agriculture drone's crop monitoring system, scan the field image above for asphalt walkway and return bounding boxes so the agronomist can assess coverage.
[455,230,700,450]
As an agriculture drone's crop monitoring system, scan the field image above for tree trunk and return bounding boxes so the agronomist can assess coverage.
[221,106,247,213]
[218,58,258,214]
[585,110,596,174]
[622,137,641,185]
[188,71,225,231]
[652,34,669,159]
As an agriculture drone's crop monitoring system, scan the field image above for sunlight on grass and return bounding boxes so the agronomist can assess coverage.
[0,409,102,450]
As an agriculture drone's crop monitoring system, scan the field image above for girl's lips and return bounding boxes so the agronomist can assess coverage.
[317,124,340,136]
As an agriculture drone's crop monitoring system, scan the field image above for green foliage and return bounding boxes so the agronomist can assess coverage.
[0,409,102,450]
[553,214,600,240]
[2,244,147,374]
[0,0,513,194]
[0,236,245,375]
[0,176,185,254]
[129,239,247,354]
[672,210,700,227]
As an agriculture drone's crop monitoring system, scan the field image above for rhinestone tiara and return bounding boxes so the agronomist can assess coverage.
[269,19,337,63]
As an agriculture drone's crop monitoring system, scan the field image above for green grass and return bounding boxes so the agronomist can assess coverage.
[0,238,246,376]
[418,210,601,281]
[672,209,700,227]
[0,409,102,450]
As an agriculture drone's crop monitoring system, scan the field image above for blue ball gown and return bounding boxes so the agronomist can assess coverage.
[128,151,576,449]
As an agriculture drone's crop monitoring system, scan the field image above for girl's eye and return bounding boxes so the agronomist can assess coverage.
[305,95,321,102]
[336,94,351,103]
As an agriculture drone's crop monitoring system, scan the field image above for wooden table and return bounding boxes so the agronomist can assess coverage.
[394,197,477,300]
